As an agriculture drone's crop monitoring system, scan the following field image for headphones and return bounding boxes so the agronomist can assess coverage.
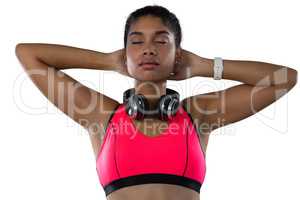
[123,88,180,121]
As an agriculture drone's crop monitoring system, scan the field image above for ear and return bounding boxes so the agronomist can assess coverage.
[175,47,182,61]
[173,47,182,73]
[123,49,127,66]
[123,48,127,59]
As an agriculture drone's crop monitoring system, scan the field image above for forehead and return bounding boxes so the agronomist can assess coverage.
[128,16,172,37]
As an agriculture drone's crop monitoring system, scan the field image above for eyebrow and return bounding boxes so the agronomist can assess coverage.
[129,30,170,37]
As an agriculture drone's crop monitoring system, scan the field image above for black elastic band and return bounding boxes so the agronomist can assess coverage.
[103,173,202,196]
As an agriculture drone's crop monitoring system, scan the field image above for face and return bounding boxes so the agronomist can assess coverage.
[125,15,180,82]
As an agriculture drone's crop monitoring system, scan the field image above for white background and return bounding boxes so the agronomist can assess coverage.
[1,0,299,199]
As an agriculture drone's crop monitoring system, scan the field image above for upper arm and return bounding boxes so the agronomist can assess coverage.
[183,81,296,133]
[15,44,120,133]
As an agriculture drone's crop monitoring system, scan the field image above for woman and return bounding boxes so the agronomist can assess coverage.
[15,5,297,200]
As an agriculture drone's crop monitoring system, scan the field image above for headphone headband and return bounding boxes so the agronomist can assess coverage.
[123,87,180,120]
[123,88,179,103]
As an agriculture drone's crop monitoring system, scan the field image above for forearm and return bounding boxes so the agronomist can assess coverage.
[194,57,298,86]
[16,43,115,70]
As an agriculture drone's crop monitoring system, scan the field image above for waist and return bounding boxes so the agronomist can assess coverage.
[106,183,200,200]
[103,173,202,197]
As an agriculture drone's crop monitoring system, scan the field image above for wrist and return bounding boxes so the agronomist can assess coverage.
[193,56,214,77]
[106,52,117,70]
[96,52,116,71]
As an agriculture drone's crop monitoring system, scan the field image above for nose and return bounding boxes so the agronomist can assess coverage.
[143,43,157,56]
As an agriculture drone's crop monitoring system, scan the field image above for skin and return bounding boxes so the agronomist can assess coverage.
[15,15,297,200]
[103,16,204,200]
[121,16,181,110]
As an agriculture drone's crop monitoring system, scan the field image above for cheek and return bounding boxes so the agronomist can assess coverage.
[160,51,176,68]
[126,57,139,75]
[126,48,139,63]
[127,58,135,68]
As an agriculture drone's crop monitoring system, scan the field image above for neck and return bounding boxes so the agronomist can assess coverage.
[134,80,167,110]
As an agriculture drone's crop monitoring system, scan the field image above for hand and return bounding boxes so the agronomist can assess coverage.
[109,48,132,78]
[168,49,201,81]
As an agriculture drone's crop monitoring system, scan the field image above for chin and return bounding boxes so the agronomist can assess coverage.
[133,74,168,82]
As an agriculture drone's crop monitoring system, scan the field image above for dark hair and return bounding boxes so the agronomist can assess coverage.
[124,5,182,48]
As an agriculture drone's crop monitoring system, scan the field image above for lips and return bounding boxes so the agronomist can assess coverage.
[139,62,159,70]
[141,62,159,65]
[139,60,160,66]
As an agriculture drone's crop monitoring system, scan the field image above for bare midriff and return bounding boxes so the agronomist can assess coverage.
[106,183,200,200]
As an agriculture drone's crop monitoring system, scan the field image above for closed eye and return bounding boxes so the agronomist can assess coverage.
[131,41,143,44]
[131,41,167,44]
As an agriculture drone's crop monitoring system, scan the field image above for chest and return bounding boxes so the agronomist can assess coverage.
[132,118,207,156]
[115,119,188,175]
[96,114,207,186]
[132,118,169,137]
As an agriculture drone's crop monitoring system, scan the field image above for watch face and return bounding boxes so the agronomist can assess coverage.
[213,57,223,80]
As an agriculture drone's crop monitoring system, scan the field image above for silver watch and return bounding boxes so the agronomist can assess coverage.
[213,57,223,80]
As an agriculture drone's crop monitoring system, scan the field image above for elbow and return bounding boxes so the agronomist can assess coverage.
[15,43,36,54]
[273,67,298,91]
[15,43,23,55]
[272,67,297,87]
[15,43,36,60]
[283,68,298,91]
[15,43,28,56]
[15,43,27,51]
[288,68,298,86]
[15,42,31,50]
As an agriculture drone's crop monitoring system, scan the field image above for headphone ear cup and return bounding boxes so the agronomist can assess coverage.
[124,90,149,120]
[134,94,149,120]
[158,95,170,121]
[158,95,180,121]
[125,95,137,119]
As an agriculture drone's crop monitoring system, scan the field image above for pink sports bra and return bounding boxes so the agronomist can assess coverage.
[96,103,206,196]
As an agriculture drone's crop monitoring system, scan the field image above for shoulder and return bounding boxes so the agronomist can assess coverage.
[180,98,210,155]
[180,97,207,123]
[84,97,121,135]
[180,96,213,135]
[88,99,121,160]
